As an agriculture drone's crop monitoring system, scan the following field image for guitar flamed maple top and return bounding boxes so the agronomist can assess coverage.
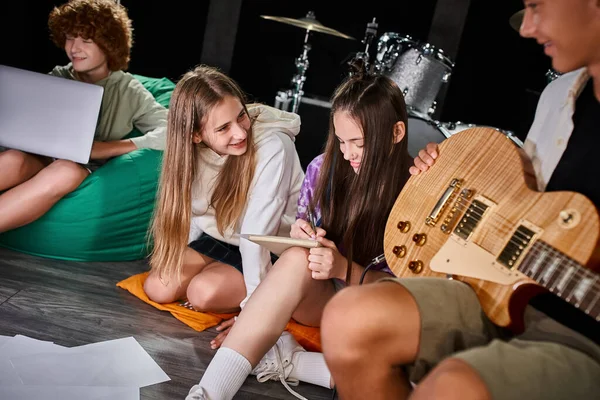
[384,127,600,332]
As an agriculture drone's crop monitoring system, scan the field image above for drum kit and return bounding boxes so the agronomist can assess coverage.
[261,11,525,157]
[263,11,354,114]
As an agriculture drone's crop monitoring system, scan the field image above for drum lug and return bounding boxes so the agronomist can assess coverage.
[427,101,437,116]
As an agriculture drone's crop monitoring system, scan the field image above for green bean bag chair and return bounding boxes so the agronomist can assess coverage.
[0,75,174,261]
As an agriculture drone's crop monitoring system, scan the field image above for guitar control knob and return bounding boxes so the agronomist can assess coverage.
[397,221,411,233]
[412,233,427,246]
[392,245,407,258]
[408,260,423,274]
[560,210,573,223]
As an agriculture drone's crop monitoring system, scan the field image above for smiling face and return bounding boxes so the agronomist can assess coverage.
[64,35,109,82]
[334,111,364,173]
[520,0,600,74]
[196,95,251,156]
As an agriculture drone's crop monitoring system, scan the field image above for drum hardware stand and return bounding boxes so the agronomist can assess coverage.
[266,11,354,113]
[274,13,316,113]
[348,17,378,75]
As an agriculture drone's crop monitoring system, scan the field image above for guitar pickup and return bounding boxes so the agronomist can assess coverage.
[497,221,542,269]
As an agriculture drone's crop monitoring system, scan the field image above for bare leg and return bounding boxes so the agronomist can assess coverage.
[222,246,337,366]
[189,248,346,399]
[409,358,491,400]
[145,246,245,313]
[0,159,88,233]
[0,150,48,191]
[186,262,246,313]
[321,281,422,400]
[144,247,216,303]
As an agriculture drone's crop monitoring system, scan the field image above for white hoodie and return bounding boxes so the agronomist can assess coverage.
[189,104,305,307]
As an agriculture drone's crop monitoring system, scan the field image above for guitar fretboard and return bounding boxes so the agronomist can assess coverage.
[518,241,600,321]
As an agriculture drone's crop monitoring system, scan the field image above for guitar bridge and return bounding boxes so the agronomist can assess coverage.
[426,178,462,226]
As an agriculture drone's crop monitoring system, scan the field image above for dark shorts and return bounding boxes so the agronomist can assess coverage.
[188,233,279,273]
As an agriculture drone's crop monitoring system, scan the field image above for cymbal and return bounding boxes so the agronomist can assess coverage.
[261,14,355,40]
[509,9,524,32]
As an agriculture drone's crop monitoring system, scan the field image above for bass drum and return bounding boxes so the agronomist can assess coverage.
[406,112,449,158]
[441,121,524,148]
[406,114,524,158]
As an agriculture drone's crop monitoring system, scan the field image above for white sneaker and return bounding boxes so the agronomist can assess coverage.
[251,331,308,400]
[186,385,210,400]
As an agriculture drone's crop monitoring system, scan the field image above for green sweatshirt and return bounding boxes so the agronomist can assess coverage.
[50,64,167,150]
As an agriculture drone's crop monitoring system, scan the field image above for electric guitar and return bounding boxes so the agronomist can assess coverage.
[384,127,600,332]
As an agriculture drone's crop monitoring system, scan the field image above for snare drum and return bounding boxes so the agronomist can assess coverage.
[386,43,454,115]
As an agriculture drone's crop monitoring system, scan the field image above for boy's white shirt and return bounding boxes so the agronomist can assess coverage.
[189,104,305,308]
[523,67,588,190]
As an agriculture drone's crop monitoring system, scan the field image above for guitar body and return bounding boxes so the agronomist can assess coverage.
[384,127,600,331]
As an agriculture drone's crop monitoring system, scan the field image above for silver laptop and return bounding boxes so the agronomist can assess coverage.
[0,64,103,164]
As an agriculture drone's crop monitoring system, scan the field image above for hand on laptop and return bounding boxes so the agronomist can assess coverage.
[90,139,137,160]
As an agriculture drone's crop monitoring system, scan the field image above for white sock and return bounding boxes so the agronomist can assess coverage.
[197,347,252,400]
[288,351,332,389]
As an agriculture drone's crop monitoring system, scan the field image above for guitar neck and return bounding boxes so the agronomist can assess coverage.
[518,241,600,321]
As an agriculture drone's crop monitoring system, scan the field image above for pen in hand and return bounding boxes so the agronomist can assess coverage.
[306,210,317,239]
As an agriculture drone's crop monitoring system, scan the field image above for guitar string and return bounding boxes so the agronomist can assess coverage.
[445,200,517,232]
[523,244,600,293]
[408,147,600,315]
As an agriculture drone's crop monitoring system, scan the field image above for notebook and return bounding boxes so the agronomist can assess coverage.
[0,64,103,164]
[240,234,321,255]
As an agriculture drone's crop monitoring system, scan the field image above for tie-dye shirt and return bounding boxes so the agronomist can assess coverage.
[296,154,394,283]
[296,154,324,223]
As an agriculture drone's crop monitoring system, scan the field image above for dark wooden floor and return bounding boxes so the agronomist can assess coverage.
[0,247,333,400]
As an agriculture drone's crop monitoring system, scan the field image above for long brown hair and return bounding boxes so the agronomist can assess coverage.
[149,65,257,280]
[311,68,410,283]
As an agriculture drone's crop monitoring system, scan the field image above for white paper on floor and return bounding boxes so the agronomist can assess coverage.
[0,335,11,348]
[0,386,139,400]
[0,335,66,385]
[0,335,169,400]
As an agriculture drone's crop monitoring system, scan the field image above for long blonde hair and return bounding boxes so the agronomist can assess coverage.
[149,65,257,280]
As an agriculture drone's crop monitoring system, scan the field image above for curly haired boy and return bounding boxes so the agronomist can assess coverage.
[0,0,167,234]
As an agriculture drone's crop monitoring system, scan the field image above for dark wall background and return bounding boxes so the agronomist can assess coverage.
[1,1,210,83]
[228,0,550,143]
[229,0,437,105]
[442,0,551,139]
[2,0,550,144]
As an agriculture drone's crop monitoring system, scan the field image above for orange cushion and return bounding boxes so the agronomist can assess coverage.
[116,272,322,352]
